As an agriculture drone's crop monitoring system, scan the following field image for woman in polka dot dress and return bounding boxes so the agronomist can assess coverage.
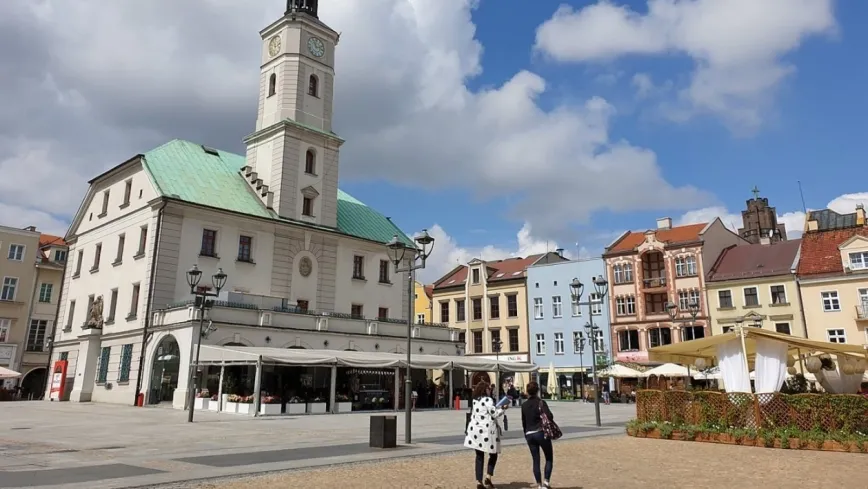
[464,380,508,488]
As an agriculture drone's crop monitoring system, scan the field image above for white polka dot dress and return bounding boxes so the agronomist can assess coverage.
[464,396,505,454]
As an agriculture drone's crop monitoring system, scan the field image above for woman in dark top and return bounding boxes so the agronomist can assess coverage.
[520,381,554,488]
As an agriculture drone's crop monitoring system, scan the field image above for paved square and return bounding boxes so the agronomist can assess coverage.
[0,401,632,488]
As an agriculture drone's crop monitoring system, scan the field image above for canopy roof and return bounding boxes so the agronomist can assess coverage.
[0,366,21,379]
[197,346,539,372]
[644,363,691,377]
[597,364,643,378]
[649,327,868,366]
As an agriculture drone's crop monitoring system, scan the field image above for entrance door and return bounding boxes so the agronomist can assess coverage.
[149,335,180,405]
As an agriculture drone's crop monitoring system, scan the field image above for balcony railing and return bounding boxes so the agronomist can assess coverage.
[642,277,667,288]
[855,305,868,320]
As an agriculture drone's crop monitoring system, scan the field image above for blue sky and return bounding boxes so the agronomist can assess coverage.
[342,0,868,274]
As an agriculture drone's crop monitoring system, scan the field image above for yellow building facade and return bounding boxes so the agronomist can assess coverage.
[414,281,434,324]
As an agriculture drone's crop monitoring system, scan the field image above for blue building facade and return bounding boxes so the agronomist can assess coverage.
[526,258,612,398]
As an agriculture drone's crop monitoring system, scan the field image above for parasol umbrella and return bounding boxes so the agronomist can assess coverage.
[0,366,22,379]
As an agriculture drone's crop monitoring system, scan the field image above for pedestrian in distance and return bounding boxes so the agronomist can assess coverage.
[464,380,508,489]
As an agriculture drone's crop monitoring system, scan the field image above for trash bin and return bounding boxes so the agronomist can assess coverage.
[370,415,397,448]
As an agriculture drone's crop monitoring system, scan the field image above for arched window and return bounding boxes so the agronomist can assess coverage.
[305,149,315,174]
[308,74,318,97]
[268,73,277,97]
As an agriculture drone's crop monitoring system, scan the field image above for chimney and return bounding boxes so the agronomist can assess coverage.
[857,204,866,226]
[656,217,672,230]
[555,248,564,258]
[759,236,771,245]
[24,226,37,232]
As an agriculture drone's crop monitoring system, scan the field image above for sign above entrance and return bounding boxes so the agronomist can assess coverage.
[475,354,529,363]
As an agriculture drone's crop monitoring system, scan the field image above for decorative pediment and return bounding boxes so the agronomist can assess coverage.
[838,234,868,251]
[301,185,320,199]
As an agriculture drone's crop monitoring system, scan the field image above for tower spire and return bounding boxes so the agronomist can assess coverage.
[286,0,318,18]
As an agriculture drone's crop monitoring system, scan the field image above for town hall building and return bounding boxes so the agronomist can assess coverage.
[48,0,462,410]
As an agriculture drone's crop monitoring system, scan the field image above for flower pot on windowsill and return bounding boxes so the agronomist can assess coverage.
[336,402,352,413]
[306,402,327,414]
[287,403,306,415]
[194,397,210,410]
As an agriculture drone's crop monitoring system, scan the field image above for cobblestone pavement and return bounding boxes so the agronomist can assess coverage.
[180,436,865,489]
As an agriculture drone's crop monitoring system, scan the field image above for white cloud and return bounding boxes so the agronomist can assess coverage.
[0,203,69,236]
[675,192,868,239]
[418,223,591,283]
[534,0,836,130]
[0,0,710,240]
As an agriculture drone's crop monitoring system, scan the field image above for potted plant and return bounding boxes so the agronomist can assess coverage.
[335,394,352,413]
[259,394,282,415]
[224,394,242,414]
[288,396,306,415]
[236,395,254,415]
[307,396,327,414]
[208,393,220,412]
[194,389,210,410]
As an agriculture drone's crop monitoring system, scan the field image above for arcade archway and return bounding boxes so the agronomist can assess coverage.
[148,335,180,405]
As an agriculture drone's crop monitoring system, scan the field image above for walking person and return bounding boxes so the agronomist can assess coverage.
[464,380,508,489]
[521,381,555,488]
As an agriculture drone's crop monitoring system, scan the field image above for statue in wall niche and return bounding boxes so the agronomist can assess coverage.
[86,296,105,329]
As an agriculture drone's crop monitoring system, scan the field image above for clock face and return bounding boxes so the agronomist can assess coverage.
[268,36,281,57]
[308,37,325,58]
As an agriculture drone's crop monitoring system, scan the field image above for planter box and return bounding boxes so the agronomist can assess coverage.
[224,401,239,414]
[459,400,469,410]
[307,402,327,414]
[208,399,219,412]
[259,403,282,416]
[236,403,254,415]
[194,398,210,410]
[287,403,306,415]
[336,402,352,413]
[627,427,866,454]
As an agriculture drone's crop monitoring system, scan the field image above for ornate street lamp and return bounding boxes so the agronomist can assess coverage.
[569,275,609,427]
[185,265,228,423]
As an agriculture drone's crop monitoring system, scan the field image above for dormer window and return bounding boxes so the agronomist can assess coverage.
[849,251,868,270]
[305,149,316,174]
[308,75,318,97]
[268,73,277,97]
[471,268,480,284]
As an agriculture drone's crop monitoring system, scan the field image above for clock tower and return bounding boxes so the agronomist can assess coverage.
[243,0,342,227]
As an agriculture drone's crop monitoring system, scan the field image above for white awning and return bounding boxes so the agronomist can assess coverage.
[0,366,21,379]
[196,345,539,372]
[644,363,691,377]
[598,364,643,378]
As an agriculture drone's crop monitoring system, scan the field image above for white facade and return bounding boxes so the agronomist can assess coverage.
[48,6,457,408]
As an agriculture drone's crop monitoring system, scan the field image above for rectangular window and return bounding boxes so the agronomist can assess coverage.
[100,190,110,216]
[377,307,388,320]
[26,319,48,351]
[54,249,67,263]
[683,326,705,341]
[535,333,546,355]
[302,197,314,216]
[619,330,640,351]
[743,287,759,307]
[200,229,217,257]
[0,318,9,342]
[554,332,564,354]
[489,296,500,319]
[593,330,604,352]
[573,332,583,353]
[623,263,633,282]
[238,235,253,262]
[7,244,25,261]
[38,283,53,303]
[96,346,111,384]
[616,297,626,316]
[491,330,501,351]
[108,289,118,322]
[416,313,425,324]
[821,291,840,312]
[473,331,483,353]
[458,332,466,348]
[827,328,846,343]
[352,255,365,279]
[507,295,518,317]
[378,260,390,283]
[775,323,791,335]
[1,277,18,301]
[456,300,466,321]
[645,293,667,314]
[552,296,562,318]
[66,300,76,329]
[533,297,543,319]
[137,226,148,256]
[472,268,480,284]
[60,351,68,361]
[625,296,636,315]
[75,250,83,275]
[689,289,700,310]
[128,284,140,319]
[770,285,787,304]
[91,243,102,271]
[676,255,697,277]
[678,291,690,311]
[122,179,132,206]
[472,298,482,320]
[118,344,133,382]
[614,264,623,284]
[351,304,363,317]
[439,301,449,323]
[508,329,519,352]
[648,327,672,348]
[571,297,581,316]
[848,251,868,270]
[590,292,602,315]
[114,234,125,264]
[718,290,733,308]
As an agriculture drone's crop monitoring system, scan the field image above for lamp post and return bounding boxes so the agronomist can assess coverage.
[569,275,609,427]
[185,265,228,423]
[666,300,700,389]
[492,337,503,394]
[386,229,435,444]
[574,333,586,402]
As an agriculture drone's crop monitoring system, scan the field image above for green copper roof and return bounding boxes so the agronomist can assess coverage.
[142,139,412,246]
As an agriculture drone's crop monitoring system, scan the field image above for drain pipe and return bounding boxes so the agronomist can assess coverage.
[133,200,168,406]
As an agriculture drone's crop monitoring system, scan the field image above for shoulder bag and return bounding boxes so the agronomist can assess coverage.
[539,400,562,440]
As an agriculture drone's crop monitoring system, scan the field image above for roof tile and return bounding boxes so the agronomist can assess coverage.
[606,223,707,254]
[797,228,868,276]
[707,239,801,282]
[434,254,546,289]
